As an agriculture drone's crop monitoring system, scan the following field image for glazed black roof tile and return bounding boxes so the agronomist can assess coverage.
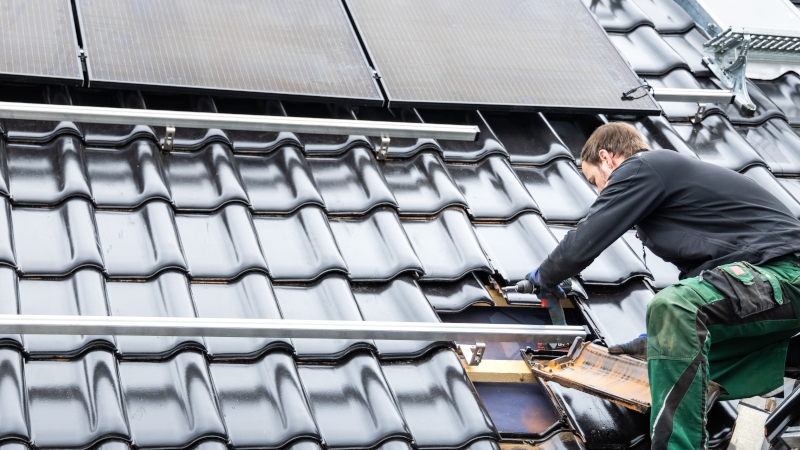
[672,115,767,172]
[472,382,561,437]
[381,349,499,449]
[297,352,411,449]
[581,0,653,33]
[7,136,91,205]
[352,276,450,359]
[575,281,653,346]
[141,93,231,151]
[234,147,324,214]
[542,381,649,449]
[753,73,800,126]
[85,140,171,208]
[778,178,800,208]
[696,78,786,126]
[514,159,598,223]
[12,198,102,276]
[481,112,573,166]
[0,267,21,348]
[380,151,467,215]
[661,28,709,76]
[1,85,81,144]
[253,206,347,282]
[209,352,320,448]
[20,269,114,358]
[401,209,492,281]
[327,209,422,281]
[119,351,227,448]
[191,273,291,359]
[629,0,693,33]
[738,118,800,175]
[0,348,29,442]
[0,197,14,268]
[447,156,539,220]
[274,274,375,360]
[354,107,440,159]
[27,350,129,448]
[71,89,158,147]
[607,26,688,76]
[174,204,268,280]
[161,143,249,211]
[419,275,495,314]
[106,271,205,359]
[417,110,507,162]
[214,97,301,152]
[742,165,800,219]
[285,103,370,156]
[95,201,187,278]
[625,115,699,158]
[543,114,607,165]
[307,147,397,214]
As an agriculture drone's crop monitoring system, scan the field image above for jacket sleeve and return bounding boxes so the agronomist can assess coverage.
[537,156,667,287]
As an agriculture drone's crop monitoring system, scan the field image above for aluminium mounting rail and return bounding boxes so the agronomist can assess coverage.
[0,315,588,344]
[0,101,479,141]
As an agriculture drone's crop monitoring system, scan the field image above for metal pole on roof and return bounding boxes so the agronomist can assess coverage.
[0,101,479,141]
[0,315,588,343]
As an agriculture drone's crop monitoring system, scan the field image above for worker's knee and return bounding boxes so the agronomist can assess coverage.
[646,286,705,358]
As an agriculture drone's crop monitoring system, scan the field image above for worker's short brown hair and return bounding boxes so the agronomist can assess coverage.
[580,122,650,165]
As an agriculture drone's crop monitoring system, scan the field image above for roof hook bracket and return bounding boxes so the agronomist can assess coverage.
[458,343,485,366]
[375,134,390,160]
[162,125,176,151]
[703,28,756,115]
[692,103,707,124]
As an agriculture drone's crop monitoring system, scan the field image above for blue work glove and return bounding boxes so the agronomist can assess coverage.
[525,268,566,299]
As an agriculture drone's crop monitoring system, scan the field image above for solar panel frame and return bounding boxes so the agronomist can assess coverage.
[344,0,660,114]
[0,0,84,85]
[75,0,384,105]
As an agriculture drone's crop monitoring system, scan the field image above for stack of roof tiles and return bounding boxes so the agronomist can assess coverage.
[0,0,798,448]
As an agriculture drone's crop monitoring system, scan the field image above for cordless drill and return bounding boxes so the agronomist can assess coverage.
[512,278,572,326]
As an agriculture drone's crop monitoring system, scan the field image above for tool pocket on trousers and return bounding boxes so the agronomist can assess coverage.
[701,262,781,318]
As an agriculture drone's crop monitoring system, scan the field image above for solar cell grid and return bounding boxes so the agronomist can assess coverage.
[0,0,83,83]
[76,0,382,103]
[345,0,659,113]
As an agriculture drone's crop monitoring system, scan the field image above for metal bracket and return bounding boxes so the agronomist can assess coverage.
[162,126,176,151]
[375,134,389,160]
[703,28,756,114]
[692,103,707,124]
[458,343,486,366]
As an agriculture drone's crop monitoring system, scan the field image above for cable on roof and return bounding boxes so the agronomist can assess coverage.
[621,83,653,100]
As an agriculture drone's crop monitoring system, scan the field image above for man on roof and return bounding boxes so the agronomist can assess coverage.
[527,122,800,450]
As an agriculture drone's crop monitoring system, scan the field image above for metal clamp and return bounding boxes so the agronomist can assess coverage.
[458,343,486,366]
[703,28,756,114]
[162,126,176,151]
[375,134,390,160]
[649,88,733,123]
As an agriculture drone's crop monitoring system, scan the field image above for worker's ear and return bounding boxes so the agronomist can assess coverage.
[598,149,611,166]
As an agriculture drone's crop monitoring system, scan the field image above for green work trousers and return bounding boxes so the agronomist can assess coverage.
[647,257,800,450]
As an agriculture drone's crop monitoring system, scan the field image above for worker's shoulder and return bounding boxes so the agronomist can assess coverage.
[636,149,703,174]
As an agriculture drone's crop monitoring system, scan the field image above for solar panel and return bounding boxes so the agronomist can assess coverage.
[345,0,660,113]
[0,0,83,84]
[76,0,382,104]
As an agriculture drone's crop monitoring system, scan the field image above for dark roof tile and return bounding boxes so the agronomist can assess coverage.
[235,147,324,214]
[0,348,28,442]
[95,202,187,278]
[661,28,710,75]
[542,381,649,449]
[625,115,698,159]
[0,267,21,348]
[742,165,800,219]
[142,94,230,151]
[550,226,651,285]
[644,69,724,121]
[778,177,800,210]
[2,85,81,144]
[382,349,499,448]
[0,140,9,197]
[209,352,320,448]
[27,351,129,448]
[286,103,370,156]
[401,209,492,281]
[622,231,680,289]
[696,78,786,126]
[106,272,204,359]
[174,204,268,279]
[380,151,467,215]
[72,89,157,147]
[253,206,347,282]
[20,269,114,358]
[7,136,91,204]
[472,382,560,437]
[161,144,249,211]
[575,281,653,346]
[85,140,171,208]
[473,213,556,283]
[482,112,572,166]
[355,107,440,158]
[352,276,449,359]
[514,159,597,223]
[191,273,291,359]
[544,114,607,165]
[607,26,688,76]
[673,115,766,172]
[298,353,411,448]
[447,157,539,220]
[753,73,800,126]
[119,352,226,448]
[274,274,374,360]
[420,275,494,314]
[307,147,397,214]
[630,0,693,33]
[582,0,653,32]
[738,118,800,175]
[214,98,301,153]
[328,209,422,281]
[418,110,508,162]
[0,197,14,268]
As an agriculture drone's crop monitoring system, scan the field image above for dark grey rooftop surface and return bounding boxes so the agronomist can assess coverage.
[2,0,800,448]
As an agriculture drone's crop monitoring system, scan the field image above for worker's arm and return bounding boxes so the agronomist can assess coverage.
[537,155,667,287]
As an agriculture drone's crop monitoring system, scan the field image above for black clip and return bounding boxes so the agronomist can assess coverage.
[622,83,653,100]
